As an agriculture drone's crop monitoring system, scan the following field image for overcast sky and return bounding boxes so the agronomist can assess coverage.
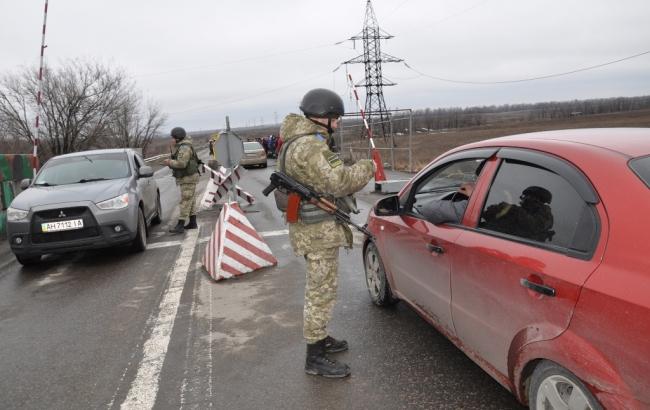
[2,0,649,131]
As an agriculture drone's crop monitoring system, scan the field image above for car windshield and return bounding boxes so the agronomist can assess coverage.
[244,142,263,152]
[34,152,131,186]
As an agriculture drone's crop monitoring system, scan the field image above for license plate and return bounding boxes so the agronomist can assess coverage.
[41,219,84,233]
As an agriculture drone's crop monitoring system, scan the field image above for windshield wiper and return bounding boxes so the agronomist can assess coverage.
[33,182,57,186]
[78,178,108,183]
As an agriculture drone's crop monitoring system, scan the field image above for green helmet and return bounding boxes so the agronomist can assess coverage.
[171,127,186,140]
[299,88,345,119]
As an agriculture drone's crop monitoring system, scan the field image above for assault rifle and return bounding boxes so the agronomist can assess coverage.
[262,171,374,238]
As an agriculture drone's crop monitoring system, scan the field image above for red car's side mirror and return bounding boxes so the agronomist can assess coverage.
[374,195,400,216]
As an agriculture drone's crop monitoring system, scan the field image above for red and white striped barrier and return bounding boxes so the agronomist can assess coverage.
[202,202,277,281]
[347,73,387,182]
[200,165,255,209]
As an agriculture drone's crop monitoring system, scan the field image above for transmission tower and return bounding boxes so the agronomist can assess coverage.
[343,0,402,140]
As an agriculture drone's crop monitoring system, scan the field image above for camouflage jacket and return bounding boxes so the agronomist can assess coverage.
[169,137,200,184]
[279,113,373,255]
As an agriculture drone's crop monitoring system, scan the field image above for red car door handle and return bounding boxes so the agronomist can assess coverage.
[520,278,556,297]
[427,243,445,254]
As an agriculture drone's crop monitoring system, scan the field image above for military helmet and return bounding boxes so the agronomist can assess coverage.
[299,88,345,119]
[522,186,552,204]
[171,127,186,140]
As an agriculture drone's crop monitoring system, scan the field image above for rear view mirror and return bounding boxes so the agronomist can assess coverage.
[138,166,154,178]
[374,195,400,216]
[20,178,31,190]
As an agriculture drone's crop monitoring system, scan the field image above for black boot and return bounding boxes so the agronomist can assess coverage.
[169,219,185,234]
[184,215,198,229]
[323,335,348,353]
[305,339,350,378]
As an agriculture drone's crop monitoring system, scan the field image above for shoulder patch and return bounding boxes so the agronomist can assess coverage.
[323,151,343,168]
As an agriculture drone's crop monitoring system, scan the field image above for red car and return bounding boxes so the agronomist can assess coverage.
[363,128,650,409]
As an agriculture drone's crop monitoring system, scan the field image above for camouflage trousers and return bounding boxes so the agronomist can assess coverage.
[303,247,339,343]
[178,182,197,221]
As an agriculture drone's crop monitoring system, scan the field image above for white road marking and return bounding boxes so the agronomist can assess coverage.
[179,262,203,408]
[208,267,214,405]
[259,229,289,237]
[146,227,371,252]
[120,228,200,409]
[147,240,184,249]
[147,229,290,250]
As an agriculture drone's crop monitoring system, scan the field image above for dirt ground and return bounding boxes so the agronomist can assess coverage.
[345,109,650,172]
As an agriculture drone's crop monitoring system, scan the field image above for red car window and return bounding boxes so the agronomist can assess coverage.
[630,155,650,188]
[478,159,599,257]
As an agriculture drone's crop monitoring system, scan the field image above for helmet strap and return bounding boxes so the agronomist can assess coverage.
[306,116,334,137]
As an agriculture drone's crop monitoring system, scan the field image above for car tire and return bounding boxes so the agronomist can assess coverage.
[130,208,147,252]
[363,241,398,306]
[16,254,41,266]
[529,360,602,410]
[262,162,267,168]
[151,192,162,225]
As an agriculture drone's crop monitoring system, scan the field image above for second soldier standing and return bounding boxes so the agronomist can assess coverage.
[164,126,200,234]
[278,89,374,378]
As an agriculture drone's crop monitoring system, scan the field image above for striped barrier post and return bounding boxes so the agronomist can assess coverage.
[202,201,277,281]
[200,164,255,210]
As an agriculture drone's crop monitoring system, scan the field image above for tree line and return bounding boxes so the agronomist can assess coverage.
[408,95,650,131]
[0,59,166,161]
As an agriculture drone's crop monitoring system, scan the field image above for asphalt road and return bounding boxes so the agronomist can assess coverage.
[0,157,525,410]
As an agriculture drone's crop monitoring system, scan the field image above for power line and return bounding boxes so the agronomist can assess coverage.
[387,0,412,15]
[403,50,650,85]
[429,0,490,26]
[133,43,336,78]
[169,71,331,115]
[385,0,490,26]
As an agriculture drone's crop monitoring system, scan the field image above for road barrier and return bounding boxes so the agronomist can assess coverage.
[202,201,277,281]
[0,154,37,238]
[200,164,255,209]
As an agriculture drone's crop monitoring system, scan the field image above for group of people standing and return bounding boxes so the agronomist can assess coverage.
[259,134,282,158]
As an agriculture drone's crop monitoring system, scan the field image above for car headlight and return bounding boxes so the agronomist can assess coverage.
[96,193,129,210]
[7,207,29,222]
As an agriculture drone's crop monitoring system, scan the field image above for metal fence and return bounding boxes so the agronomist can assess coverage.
[336,109,414,172]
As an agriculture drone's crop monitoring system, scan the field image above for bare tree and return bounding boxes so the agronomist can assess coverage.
[110,94,167,157]
[0,74,36,145]
[0,59,166,160]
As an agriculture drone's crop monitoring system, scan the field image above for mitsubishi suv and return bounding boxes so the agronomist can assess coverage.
[6,148,162,265]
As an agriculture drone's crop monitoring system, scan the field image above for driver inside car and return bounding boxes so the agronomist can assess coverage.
[418,181,476,225]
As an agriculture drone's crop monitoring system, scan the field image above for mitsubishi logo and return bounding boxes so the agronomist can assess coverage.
[58,210,66,218]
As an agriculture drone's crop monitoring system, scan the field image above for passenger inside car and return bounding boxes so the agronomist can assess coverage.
[481,185,555,242]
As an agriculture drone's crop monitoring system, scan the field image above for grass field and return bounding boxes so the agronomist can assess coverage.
[344,109,650,172]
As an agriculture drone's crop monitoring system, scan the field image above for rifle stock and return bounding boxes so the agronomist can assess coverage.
[263,171,373,238]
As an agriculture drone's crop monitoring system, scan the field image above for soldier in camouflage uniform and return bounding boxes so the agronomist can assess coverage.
[278,89,374,378]
[164,127,200,234]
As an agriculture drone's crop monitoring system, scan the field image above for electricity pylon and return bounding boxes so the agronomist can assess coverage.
[343,0,402,140]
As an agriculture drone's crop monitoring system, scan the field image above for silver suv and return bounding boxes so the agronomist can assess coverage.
[6,148,161,265]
